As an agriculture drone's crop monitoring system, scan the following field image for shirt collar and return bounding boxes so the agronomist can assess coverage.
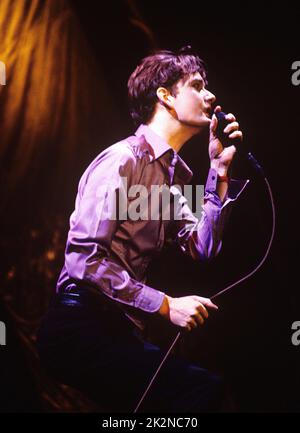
[135,124,172,160]
[135,124,193,185]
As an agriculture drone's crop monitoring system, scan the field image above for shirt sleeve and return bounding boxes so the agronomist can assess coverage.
[171,168,249,260]
[64,147,165,313]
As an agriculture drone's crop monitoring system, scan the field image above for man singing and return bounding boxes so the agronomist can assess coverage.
[37,47,247,412]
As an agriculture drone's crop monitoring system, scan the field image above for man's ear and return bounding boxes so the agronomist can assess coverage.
[156,87,174,109]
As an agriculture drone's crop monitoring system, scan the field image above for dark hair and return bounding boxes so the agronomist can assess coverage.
[127,46,207,125]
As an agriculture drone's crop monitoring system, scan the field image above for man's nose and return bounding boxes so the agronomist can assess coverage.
[205,90,216,104]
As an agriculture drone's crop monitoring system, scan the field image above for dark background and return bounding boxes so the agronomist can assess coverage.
[0,0,299,413]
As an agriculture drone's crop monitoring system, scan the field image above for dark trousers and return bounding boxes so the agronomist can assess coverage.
[36,290,224,413]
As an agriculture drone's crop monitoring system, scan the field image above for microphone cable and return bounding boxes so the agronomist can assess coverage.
[133,155,276,413]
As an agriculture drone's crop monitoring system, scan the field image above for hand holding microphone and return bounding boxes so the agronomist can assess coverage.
[211,106,264,176]
[215,110,243,147]
[209,105,243,173]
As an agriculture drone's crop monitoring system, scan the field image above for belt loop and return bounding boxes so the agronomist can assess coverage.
[64,283,78,293]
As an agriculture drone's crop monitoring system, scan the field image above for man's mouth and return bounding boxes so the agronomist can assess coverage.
[203,110,212,119]
[203,106,213,118]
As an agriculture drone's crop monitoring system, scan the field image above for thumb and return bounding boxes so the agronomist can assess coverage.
[204,298,219,310]
[210,113,217,134]
[210,105,222,134]
[191,295,219,310]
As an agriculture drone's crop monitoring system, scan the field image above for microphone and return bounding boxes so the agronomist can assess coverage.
[215,111,265,177]
[215,111,239,148]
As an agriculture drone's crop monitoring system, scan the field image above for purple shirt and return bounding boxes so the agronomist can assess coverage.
[57,124,248,326]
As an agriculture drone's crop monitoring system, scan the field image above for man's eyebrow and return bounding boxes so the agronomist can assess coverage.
[189,78,204,86]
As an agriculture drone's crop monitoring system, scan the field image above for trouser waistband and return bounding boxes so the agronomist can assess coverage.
[54,281,116,311]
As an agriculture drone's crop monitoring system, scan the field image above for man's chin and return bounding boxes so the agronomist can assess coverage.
[183,119,209,130]
[179,114,211,131]
[203,114,212,123]
[181,122,202,132]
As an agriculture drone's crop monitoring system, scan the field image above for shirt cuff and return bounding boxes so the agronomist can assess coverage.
[136,284,165,313]
[205,168,219,193]
[205,168,249,208]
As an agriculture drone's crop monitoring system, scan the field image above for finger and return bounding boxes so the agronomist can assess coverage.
[193,313,205,326]
[210,114,217,133]
[225,113,236,122]
[225,144,237,152]
[224,121,239,134]
[211,106,222,132]
[197,297,219,311]
[228,130,243,140]
[223,145,237,158]
[206,300,219,310]
[192,295,218,310]
[187,317,197,330]
[195,303,209,319]
[214,105,222,114]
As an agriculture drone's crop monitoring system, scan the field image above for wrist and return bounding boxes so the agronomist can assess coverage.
[217,174,229,183]
[210,160,228,177]
[158,294,171,319]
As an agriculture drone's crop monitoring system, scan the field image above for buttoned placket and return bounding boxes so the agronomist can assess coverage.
[168,151,178,185]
